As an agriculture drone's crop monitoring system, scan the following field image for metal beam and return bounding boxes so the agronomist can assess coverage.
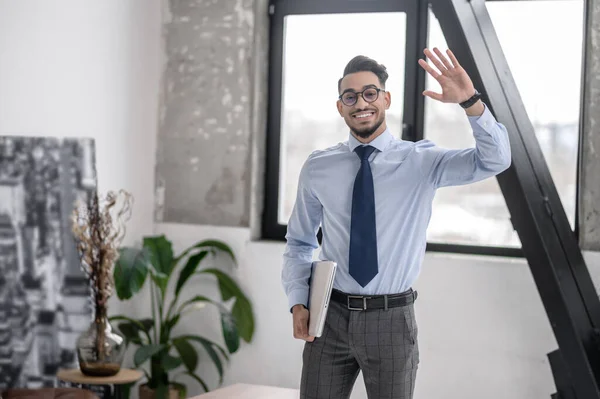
[428,0,600,396]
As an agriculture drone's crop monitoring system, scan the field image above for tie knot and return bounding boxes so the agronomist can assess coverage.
[355,145,376,161]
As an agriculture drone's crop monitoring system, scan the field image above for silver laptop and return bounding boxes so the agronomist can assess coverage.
[308,260,337,337]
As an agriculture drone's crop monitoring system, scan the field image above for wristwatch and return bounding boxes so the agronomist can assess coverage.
[459,90,482,109]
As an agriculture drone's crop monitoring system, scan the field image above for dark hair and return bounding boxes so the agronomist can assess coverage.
[338,55,389,93]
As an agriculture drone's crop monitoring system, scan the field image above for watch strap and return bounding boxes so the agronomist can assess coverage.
[460,90,482,109]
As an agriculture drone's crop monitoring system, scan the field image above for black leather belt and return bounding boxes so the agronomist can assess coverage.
[331,288,417,311]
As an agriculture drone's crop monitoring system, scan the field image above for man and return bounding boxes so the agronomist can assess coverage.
[282,48,511,399]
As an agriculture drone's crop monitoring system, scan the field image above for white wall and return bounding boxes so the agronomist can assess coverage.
[0,0,162,319]
[156,224,600,399]
[3,2,600,399]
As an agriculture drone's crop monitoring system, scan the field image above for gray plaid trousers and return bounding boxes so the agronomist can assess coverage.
[300,296,419,399]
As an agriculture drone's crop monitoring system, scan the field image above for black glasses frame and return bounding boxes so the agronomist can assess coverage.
[338,87,385,106]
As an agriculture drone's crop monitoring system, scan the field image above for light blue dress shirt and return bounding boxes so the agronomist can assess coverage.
[282,104,511,310]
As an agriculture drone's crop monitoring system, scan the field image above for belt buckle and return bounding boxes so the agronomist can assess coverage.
[347,295,367,311]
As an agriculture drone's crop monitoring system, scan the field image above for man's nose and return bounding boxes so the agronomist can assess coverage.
[355,94,369,109]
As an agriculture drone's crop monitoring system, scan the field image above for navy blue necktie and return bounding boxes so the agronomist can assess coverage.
[349,145,378,287]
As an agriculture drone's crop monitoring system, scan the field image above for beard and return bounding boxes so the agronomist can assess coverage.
[351,114,385,139]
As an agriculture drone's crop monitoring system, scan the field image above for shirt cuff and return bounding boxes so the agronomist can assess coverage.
[288,288,309,313]
[467,102,496,134]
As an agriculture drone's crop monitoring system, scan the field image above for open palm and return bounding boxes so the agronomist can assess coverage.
[418,47,476,104]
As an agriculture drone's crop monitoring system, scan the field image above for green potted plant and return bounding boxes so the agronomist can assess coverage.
[109,235,254,399]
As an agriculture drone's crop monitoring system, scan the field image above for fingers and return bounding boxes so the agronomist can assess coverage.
[418,59,440,80]
[446,49,461,69]
[293,310,315,342]
[424,48,448,75]
[421,48,459,77]
[434,47,453,70]
[423,90,444,102]
[294,318,308,338]
[299,329,315,342]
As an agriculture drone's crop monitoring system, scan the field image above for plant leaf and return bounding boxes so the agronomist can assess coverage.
[220,312,239,353]
[116,322,143,345]
[175,251,209,297]
[164,314,181,336]
[138,318,155,333]
[161,353,183,371]
[176,239,236,264]
[143,235,175,276]
[198,268,243,302]
[175,296,238,352]
[214,345,229,362]
[134,344,165,367]
[172,338,198,372]
[109,315,153,342]
[150,270,169,297]
[198,268,255,344]
[232,296,254,343]
[177,295,214,314]
[175,335,227,384]
[184,371,210,393]
[114,247,150,300]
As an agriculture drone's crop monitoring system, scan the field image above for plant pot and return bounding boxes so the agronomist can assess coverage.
[75,314,125,376]
[139,384,179,399]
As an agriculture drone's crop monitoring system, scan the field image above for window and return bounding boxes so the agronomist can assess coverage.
[264,0,584,258]
[263,0,419,240]
[277,12,408,225]
[424,1,583,250]
[487,0,582,232]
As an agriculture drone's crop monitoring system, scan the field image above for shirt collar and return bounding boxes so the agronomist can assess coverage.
[348,128,393,153]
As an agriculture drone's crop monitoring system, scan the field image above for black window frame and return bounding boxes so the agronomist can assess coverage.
[262,0,584,260]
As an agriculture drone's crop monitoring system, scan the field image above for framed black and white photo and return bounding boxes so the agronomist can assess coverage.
[0,136,97,389]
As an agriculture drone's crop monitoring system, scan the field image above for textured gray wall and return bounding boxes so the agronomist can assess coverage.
[580,0,600,251]
[155,0,267,226]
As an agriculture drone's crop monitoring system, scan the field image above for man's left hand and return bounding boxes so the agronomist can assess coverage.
[418,47,476,104]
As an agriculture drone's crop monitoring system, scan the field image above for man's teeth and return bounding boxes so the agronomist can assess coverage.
[355,113,373,118]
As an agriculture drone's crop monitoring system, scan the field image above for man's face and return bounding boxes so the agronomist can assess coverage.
[337,71,391,140]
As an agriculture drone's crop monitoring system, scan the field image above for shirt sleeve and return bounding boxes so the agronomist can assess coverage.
[423,103,512,188]
[281,157,323,312]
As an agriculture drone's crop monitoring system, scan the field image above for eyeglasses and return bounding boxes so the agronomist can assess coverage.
[339,87,385,107]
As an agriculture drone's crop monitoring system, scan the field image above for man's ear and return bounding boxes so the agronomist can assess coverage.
[337,100,344,116]
[384,91,391,110]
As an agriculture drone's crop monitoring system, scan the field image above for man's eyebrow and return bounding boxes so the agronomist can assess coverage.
[341,84,378,95]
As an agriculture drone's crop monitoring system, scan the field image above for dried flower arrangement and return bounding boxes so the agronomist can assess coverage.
[70,189,134,375]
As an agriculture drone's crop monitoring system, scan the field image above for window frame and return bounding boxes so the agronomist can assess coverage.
[262,0,582,260]
[263,0,421,241]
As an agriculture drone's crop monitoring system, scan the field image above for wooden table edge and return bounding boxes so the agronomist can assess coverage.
[56,368,144,385]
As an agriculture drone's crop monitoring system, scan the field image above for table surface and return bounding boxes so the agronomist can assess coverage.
[190,383,300,398]
[56,368,144,385]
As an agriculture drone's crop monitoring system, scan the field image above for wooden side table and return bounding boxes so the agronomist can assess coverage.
[57,368,144,399]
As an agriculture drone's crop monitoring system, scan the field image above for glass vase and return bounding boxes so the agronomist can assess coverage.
[76,306,125,376]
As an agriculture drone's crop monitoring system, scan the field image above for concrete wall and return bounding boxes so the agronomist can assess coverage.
[155,0,265,227]
[580,0,600,251]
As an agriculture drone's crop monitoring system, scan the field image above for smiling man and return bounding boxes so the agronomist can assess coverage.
[282,49,512,399]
